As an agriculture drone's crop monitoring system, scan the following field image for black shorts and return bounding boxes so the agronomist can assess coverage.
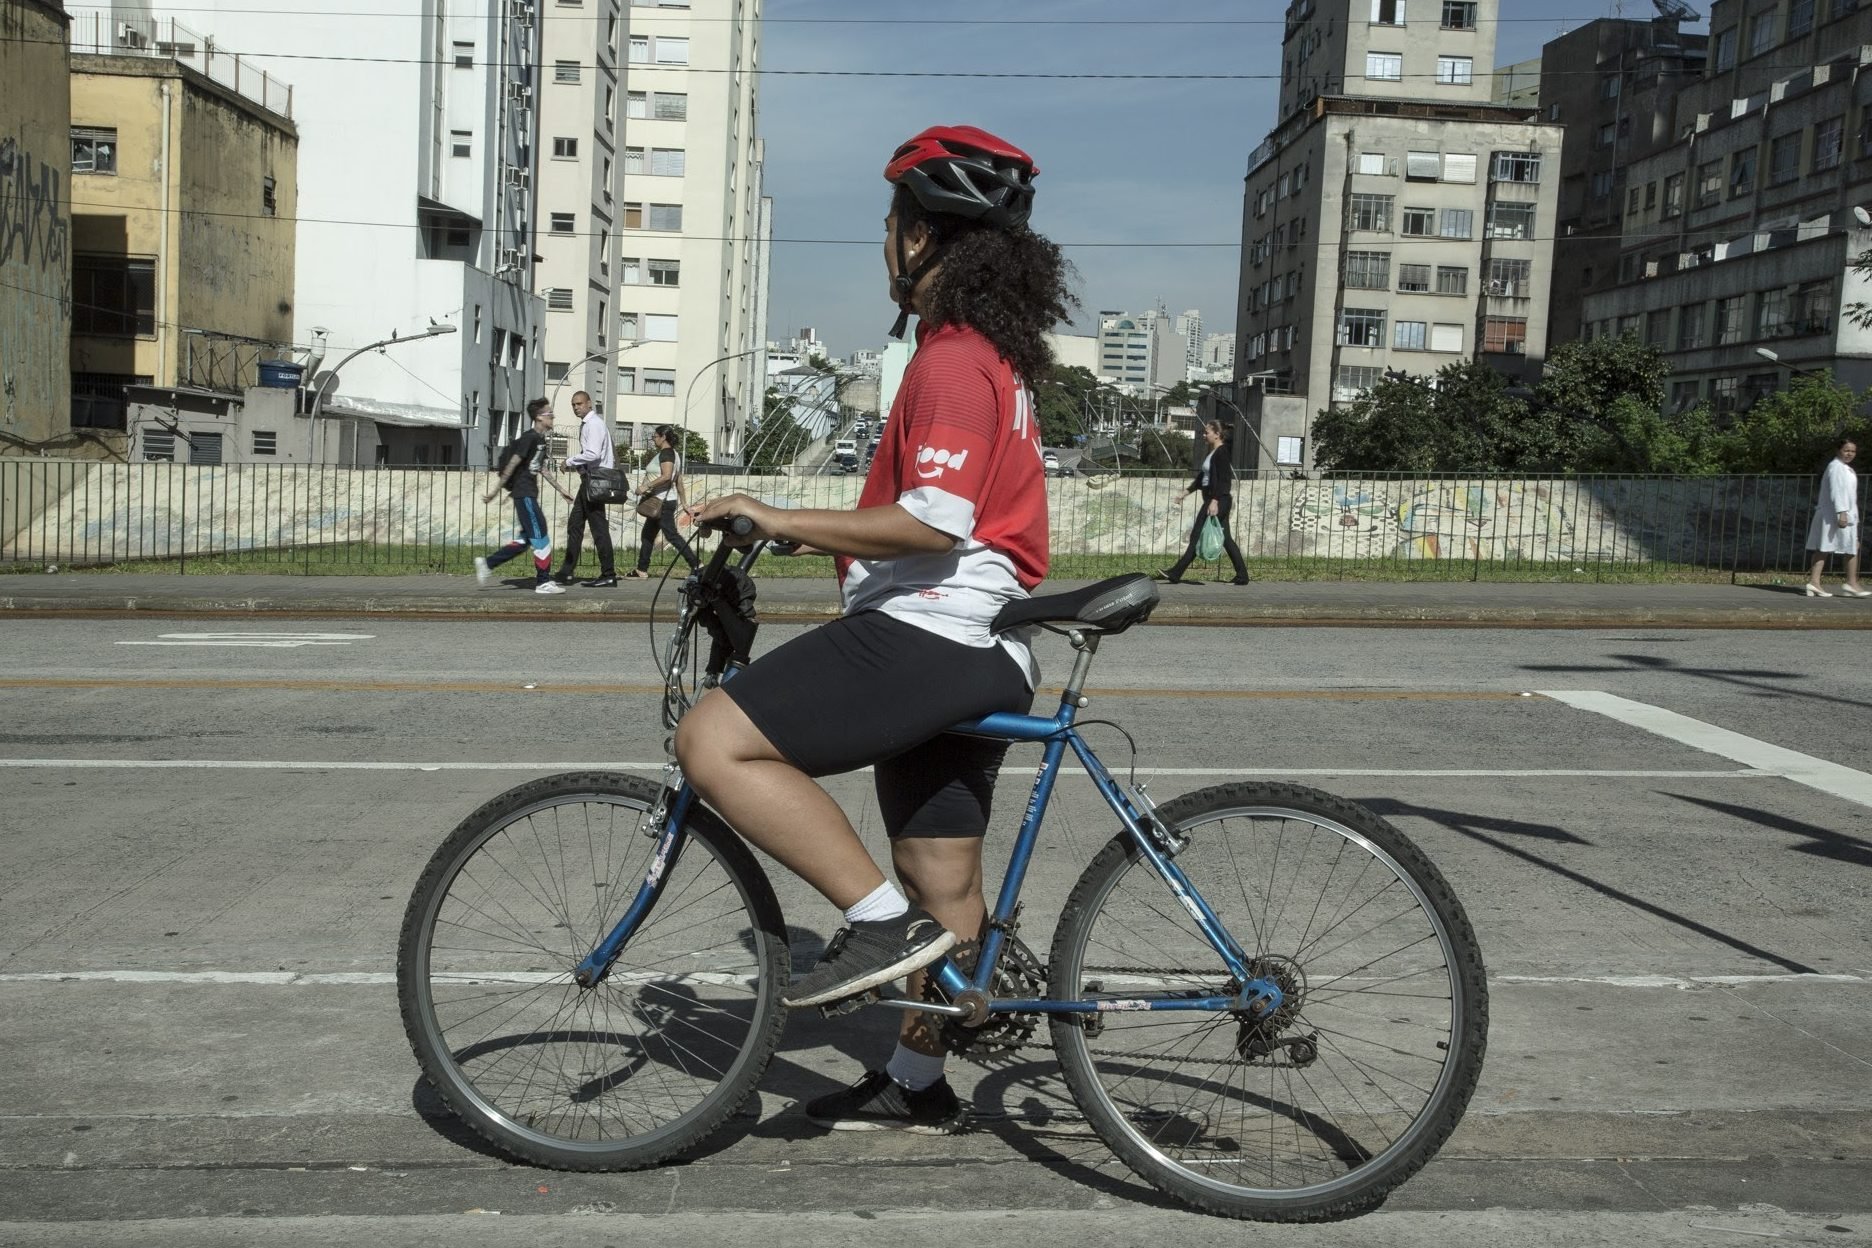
[721,611,1034,839]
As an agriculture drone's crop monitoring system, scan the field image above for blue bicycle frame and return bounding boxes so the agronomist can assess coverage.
[574,645,1285,1021]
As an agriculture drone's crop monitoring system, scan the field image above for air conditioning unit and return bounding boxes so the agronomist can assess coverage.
[503,166,529,188]
[508,82,532,102]
[118,22,147,48]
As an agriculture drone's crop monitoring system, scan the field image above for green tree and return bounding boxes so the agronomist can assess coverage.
[1034,364,1102,447]
[1134,428,1195,470]
[745,390,814,469]
[1714,373,1869,473]
[635,430,710,468]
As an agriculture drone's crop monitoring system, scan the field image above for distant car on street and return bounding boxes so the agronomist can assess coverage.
[1043,450,1071,477]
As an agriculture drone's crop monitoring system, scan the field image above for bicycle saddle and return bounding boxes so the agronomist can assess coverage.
[991,573,1160,636]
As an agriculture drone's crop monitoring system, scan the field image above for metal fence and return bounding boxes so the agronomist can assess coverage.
[0,458,1852,580]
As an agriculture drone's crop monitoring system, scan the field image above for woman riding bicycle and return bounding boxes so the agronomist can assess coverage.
[679,124,1076,1130]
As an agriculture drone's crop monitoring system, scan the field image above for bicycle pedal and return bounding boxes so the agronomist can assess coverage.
[816,988,880,1019]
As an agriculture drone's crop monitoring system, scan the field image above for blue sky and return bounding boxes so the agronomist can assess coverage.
[757,0,1707,358]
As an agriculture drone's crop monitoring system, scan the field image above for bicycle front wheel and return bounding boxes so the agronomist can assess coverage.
[397,771,788,1170]
[1049,781,1487,1220]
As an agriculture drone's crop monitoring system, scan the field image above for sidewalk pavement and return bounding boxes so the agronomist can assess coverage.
[2,569,1868,628]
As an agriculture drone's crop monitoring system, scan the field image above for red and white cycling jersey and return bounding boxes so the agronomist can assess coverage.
[838,321,1049,682]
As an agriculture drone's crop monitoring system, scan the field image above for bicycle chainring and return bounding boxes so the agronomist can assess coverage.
[921,937,1046,1060]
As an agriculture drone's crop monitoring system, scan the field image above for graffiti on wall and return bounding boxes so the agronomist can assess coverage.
[1290,480,1603,562]
[0,136,71,287]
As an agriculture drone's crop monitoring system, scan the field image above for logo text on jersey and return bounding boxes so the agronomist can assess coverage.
[915,446,969,480]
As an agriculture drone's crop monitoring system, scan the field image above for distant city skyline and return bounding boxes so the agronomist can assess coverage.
[758,0,1705,359]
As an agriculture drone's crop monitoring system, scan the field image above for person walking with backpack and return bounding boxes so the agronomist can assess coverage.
[474,399,566,594]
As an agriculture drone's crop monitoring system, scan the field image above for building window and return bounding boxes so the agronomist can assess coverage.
[648,258,680,286]
[1430,323,1463,352]
[1335,365,1383,401]
[643,368,676,396]
[1441,1,1476,29]
[627,90,648,119]
[1748,10,1777,56]
[1348,193,1392,231]
[1490,151,1541,183]
[1343,250,1391,288]
[1669,379,1700,412]
[1435,56,1473,85]
[1694,159,1723,208]
[71,126,117,174]
[619,312,638,339]
[1482,316,1528,353]
[1756,287,1790,337]
[624,146,644,175]
[644,313,679,341]
[1435,265,1468,295]
[1788,0,1815,36]
[1661,172,1685,217]
[1438,207,1473,238]
[1794,279,1834,334]
[1276,436,1305,466]
[1405,150,1442,180]
[654,36,689,64]
[1677,302,1706,349]
[1768,133,1801,186]
[554,60,580,83]
[1590,169,1616,199]
[1729,149,1756,197]
[616,367,636,394]
[628,35,649,62]
[1338,308,1386,348]
[1484,201,1535,239]
[1813,117,1844,171]
[1711,376,1740,413]
[622,202,643,228]
[1645,309,1672,346]
[547,288,574,311]
[252,430,277,456]
[452,40,474,68]
[188,431,224,466]
[141,429,176,461]
[1356,151,1388,175]
[1600,74,1622,100]
[553,136,577,158]
[1366,51,1403,81]
[450,130,471,158]
[654,91,688,120]
[1397,263,1431,292]
[649,147,685,176]
[1713,27,1737,71]
[1370,0,1406,24]
[72,254,155,336]
[647,203,682,231]
[261,175,277,215]
[1394,320,1427,350]
[1401,206,1436,235]
[546,361,570,382]
[550,212,575,234]
[1487,257,1531,296]
[1715,296,1746,344]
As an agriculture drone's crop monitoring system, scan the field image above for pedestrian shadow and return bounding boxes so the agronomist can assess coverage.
[1664,792,1872,869]
[1364,798,1819,974]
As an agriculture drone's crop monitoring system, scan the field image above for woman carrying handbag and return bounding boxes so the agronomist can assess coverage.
[627,424,699,578]
[1156,418,1250,586]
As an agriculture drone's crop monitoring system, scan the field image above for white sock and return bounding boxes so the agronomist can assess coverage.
[884,1042,947,1091]
[844,881,909,925]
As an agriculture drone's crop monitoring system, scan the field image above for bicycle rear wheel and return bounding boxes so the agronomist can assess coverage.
[1049,781,1487,1220]
[397,771,788,1170]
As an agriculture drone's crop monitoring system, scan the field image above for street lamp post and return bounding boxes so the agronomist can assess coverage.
[309,322,458,463]
[1755,346,1830,383]
[680,346,769,462]
[1203,373,1281,474]
[550,340,648,411]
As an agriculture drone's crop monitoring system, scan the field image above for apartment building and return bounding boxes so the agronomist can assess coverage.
[534,0,624,424]
[1096,309,1183,395]
[1580,0,1872,412]
[607,0,769,460]
[73,0,547,466]
[63,29,298,461]
[1,0,72,451]
[1537,15,1707,348]
[1234,0,1563,473]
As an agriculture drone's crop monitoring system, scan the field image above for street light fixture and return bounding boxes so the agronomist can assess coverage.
[550,340,647,409]
[1755,346,1830,382]
[308,321,459,462]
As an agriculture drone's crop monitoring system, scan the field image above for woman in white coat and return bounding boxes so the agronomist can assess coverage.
[1806,437,1867,598]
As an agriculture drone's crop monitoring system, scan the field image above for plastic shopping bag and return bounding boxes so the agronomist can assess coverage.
[1198,516,1224,562]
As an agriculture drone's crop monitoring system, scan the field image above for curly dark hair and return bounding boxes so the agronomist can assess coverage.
[892,183,1079,386]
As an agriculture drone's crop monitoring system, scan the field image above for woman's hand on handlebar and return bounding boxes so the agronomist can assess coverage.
[687,493,782,545]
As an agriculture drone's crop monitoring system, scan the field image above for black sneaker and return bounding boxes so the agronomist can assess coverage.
[781,907,955,1008]
[805,1070,967,1134]
[582,575,619,587]
[551,571,576,585]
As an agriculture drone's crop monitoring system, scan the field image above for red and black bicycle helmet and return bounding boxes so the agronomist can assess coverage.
[882,126,1039,337]
[884,124,1039,231]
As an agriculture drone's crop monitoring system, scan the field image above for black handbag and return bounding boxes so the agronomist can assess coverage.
[585,466,629,505]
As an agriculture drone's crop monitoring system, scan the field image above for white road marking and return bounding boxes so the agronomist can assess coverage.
[115,632,374,648]
[0,758,1777,779]
[1541,689,1872,809]
[0,970,1863,988]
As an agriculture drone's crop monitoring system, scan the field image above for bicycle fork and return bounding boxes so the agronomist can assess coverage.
[573,764,695,990]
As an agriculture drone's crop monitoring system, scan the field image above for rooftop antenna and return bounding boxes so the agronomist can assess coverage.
[1653,0,1701,20]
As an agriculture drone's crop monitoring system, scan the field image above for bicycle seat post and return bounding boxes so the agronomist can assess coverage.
[1059,628,1101,710]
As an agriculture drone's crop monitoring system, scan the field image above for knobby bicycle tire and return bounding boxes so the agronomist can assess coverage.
[397,771,789,1170]
[1048,781,1488,1221]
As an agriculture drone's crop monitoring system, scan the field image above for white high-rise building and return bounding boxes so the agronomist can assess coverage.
[608,0,769,460]
[1097,309,1182,395]
[534,0,625,423]
[78,0,548,466]
[1173,309,1203,373]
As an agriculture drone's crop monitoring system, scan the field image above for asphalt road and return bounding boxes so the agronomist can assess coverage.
[2,617,1869,1246]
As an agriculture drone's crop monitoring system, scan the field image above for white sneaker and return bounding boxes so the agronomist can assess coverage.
[473,556,491,587]
[535,580,566,595]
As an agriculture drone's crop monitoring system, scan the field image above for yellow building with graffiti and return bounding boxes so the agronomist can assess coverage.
[68,47,296,435]
[0,0,73,453]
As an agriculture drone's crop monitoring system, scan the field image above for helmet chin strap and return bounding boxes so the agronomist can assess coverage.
[887,228,941,340]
